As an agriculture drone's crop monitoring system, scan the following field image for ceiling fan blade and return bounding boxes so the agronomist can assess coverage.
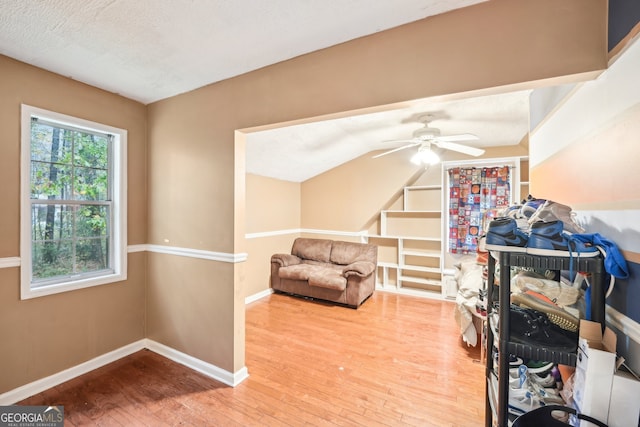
[432,140,485,157]
[380,139,419,144]
[372,142,419,158]
[436,133,479,142]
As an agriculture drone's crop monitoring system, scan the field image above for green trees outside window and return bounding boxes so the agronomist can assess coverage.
[29,119,112,283]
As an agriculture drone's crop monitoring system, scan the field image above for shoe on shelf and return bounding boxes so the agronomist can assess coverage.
[490,373,545,418]
[511,270,581,307]
[493,353,525,371]
[503,204,524,218]
[528,200,585,234]
[511,290,580,332]
[485,217,528,252]
[509,365,563,404]
[508,386,545,417]
[520,197,547,219]
[509,304,578,353]
[526,220,599,258]
[510,366,557,389]
[522,360,555,374]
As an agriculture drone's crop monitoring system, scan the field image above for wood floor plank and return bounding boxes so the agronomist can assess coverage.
[18,292,485,426]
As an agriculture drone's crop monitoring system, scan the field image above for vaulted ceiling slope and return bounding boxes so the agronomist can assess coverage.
[246,90,531,182]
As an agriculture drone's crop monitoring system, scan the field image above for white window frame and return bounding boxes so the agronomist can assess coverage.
[20,105,127,299]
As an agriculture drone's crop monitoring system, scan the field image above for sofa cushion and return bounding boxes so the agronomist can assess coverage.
[291,238,332,263]
[330,240,376,265]
[343,260,375,277]
[309,270,347,291]
[278,264,324,281]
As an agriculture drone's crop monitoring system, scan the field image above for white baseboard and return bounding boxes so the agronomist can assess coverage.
[0,339,249,405]
[376,285,446,302]
[144,339,249,387]
[245,288,273,305]
[0,340,146,405]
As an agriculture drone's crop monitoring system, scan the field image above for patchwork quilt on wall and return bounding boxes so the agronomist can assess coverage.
[448,166,511,254]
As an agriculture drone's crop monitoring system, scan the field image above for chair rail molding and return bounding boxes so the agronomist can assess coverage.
[0,257,21,269]
[128,244,247,263]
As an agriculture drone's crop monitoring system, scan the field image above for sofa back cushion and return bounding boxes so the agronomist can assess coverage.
[291,238,333,263]
[330,240,376,265]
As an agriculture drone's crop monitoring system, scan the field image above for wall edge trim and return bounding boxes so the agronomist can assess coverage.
[0,340,146,405]
[301,228,369,237]
[0,339,250,405]
[245,229,300,239]
[145,339,249,387]
[607,304,640,346]
[0,257,21,269]
[245,288,274,305]
[245,228,368,239]
[145,244,248,263]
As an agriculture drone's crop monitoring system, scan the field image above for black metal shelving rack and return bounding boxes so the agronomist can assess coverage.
[484,251,605,427]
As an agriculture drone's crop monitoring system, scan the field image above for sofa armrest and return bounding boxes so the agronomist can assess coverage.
[271,253,302,267]
[343,261,375,278]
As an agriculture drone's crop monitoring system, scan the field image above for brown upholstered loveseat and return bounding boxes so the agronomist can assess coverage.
[270,238,378,308]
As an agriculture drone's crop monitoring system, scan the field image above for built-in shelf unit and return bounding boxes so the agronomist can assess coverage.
[366,184,446,299]
[365,157,528,301]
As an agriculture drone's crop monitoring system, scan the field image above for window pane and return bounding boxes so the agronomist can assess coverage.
[24,106,124,297]
[31,163,72,200]
[76,237,110,272]
[74,166,108,200]
[31,204,74,241]
[32,240,74,281]
[31,204,111,280]
[76,205,109,238]
[74,133,109,169]
[30,123,72,164]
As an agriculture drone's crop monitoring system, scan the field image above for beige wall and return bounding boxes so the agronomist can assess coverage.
[302,150,426,232]
[0,0,609,394]
[146,0,607,375]
[246,174,300,234]
[244,174,301,299]
[146,254,236,371]
[0,55,147,393]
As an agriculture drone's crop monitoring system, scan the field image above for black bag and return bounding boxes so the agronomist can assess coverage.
[512,405,608,427]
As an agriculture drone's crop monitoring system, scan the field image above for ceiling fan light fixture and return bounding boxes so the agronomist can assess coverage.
[413,126,440,139]
[411,146,440,165]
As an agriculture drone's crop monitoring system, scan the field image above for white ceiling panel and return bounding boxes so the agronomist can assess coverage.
[0,0,486,103]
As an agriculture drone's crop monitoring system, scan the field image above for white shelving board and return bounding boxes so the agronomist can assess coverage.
[371,181,447,300]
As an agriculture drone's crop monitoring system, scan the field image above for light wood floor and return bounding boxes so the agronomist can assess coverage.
[19,292,486,426]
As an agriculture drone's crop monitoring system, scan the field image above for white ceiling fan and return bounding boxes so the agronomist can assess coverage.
[373,114,485,163]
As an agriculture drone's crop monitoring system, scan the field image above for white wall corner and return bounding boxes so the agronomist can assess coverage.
[0,339,250,405]
[245,288,274,305]
[144,339,249,387]
[127,244,148,253]
[0,340,146,405]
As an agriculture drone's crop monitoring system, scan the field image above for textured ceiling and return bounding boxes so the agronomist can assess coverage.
[0,0,486,104]
[1,0,531,183]
[246,90,531,182]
